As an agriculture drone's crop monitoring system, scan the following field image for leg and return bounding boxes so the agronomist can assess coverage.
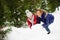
[44,26,50,34]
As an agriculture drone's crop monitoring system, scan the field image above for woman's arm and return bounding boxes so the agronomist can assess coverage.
[42,9,48,17]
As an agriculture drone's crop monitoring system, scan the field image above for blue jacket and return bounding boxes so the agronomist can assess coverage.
[37,12,54,28]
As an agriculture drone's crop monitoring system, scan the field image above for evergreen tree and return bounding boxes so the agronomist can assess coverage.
[0,0,60,28]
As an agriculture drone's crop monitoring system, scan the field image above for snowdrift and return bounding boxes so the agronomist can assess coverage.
[5,10,60,40]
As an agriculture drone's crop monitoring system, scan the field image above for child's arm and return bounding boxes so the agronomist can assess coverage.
[26,19,32,28]
[28,17,34,25]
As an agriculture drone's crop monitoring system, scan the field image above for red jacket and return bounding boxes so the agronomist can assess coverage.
[27,14,37,29]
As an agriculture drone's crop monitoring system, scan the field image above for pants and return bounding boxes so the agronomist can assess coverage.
[44,26,50,33]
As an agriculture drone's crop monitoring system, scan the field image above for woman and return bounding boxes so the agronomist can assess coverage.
[36,9,54,34]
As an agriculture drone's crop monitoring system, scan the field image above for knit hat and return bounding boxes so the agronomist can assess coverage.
[25,10,33,17]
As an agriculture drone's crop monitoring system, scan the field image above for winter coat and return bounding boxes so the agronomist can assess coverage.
[37,12,54,28]
[27,14,37,28]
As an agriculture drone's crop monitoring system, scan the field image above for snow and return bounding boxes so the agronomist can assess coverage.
[5,9,60,40]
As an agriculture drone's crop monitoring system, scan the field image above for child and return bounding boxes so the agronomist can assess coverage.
[36,9,54,34]
[25,10,37,29]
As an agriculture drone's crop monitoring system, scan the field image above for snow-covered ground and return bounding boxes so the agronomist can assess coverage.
[5,8,60,40]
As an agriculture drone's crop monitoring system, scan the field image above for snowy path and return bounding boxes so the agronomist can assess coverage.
[5,10,60,40]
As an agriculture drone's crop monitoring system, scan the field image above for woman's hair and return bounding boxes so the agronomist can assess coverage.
[36,9,48,14]
[36,9,43,13]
